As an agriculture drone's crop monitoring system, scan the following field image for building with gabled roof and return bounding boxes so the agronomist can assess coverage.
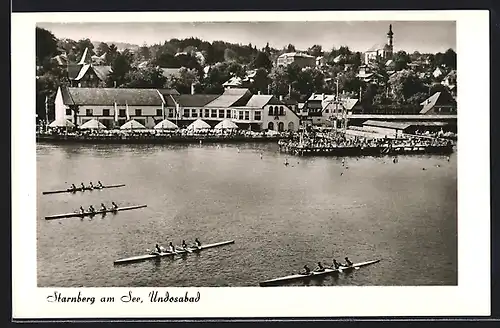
[276,52,315,68]
[205,88,252,108]
[364,24,394,64]
[419,91,457,114]
[54,86,168,128]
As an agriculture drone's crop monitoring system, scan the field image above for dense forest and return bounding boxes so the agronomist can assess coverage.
[36,27,457,120]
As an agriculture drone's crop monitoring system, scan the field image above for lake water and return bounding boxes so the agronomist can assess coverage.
[36,142,457,287]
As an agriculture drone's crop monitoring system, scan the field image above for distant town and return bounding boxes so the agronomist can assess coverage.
[36,24,456,135]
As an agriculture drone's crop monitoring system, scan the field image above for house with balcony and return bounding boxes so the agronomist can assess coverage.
[304,93,361,126]
[230,95,300,132]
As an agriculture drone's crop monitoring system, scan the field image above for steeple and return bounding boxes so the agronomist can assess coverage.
[387,24,394,47]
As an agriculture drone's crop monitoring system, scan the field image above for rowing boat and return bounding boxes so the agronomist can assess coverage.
[113,240,235,265]
[44,204,147,220]
[259,259,380,287]
[42,184,126,195]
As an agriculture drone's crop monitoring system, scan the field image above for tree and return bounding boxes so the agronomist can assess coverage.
[249,68,270,94]
[123,66,166,88]
[200,63,232,94]
[107,52,132,87]
[96,42,110,56]
[165,68,200,94]
[264,42,271,55]
[388,69,427,104]
[154,52,180,68]
[307,44,323,58]
[285,44,296,53]
[104,44,119,65]
[36,27,58,64]
[442,48,457,70]
[338,71,362,95]
[223,48,238,62]
[250,51,272,70]
[138,43,151,61]
[75,38,95,57]
[392,50,411,71]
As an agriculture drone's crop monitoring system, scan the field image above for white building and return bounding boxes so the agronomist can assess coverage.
[54,86,167,128]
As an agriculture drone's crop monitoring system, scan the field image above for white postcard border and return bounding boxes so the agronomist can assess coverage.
[12,10,490,318]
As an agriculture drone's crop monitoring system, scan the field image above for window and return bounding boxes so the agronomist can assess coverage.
[135,109,142,116]
[211,109,217,118]
[183,109,190,117]
[205,109,210,117]
[156,109,163,116]
[268,122,274,130]
[325,109,329,113]
[192,109,198,117]
[279,106,284,115]
[278,122,284,131]
[268,106,274,116]
[254,111,261,121]
[199,109,203,117]
[119,109,126,117]
[219,109,224,118]
[239,111,244,120]
[244,111,249,120]
[103,109,110,116]
[86,108,93,116]
[65,108,72,115]
[226,109,231,118]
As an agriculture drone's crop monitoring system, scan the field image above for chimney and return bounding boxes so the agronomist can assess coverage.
[191,83,195,95]
[258,91,261,95]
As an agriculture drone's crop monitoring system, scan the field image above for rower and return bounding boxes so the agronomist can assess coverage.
[301,265,311,275]
[332,259,341,270]
[194,238,202,249]
[97,180,103,188]
[69,183,77,191]
[168,242,176,253]
[155,243,162,254]
[111,202,118,210]
[80,182,85,189]
[100,203,107,211]
[89,182,94,189]
[315,262,325,272]
[344,257,353,267]
[79,206,85,214]
[181,240,188,250]
[88,205,96,213]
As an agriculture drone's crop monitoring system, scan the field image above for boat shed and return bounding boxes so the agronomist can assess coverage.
[362,120,412,138]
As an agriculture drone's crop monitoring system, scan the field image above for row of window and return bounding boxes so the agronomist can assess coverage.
[268,106,286,116]
[67,107,276,120]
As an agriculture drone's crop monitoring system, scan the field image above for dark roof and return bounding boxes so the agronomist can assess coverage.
[92,66,112,81]
[205,88,252,107]
[61,87,164,106]
[172,94,221,107]
[362,120,413,130]
[158,89,181,96]
[67,64,82,80]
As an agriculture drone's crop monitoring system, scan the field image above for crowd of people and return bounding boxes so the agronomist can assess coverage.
[278,129,452,152]
[37,127,287,141]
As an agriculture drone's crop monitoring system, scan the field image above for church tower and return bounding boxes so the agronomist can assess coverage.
[387,24,394,49]
[386,24,394,58]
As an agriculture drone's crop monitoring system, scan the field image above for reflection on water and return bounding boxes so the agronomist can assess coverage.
[37,142,457,287]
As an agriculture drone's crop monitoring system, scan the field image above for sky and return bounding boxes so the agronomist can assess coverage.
[37,21,456,54]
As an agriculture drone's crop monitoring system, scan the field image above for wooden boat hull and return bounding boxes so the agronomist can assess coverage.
[44,204,147,220]
[42,184,126,195]
[114,240,235,265]
[259,259,380,286]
